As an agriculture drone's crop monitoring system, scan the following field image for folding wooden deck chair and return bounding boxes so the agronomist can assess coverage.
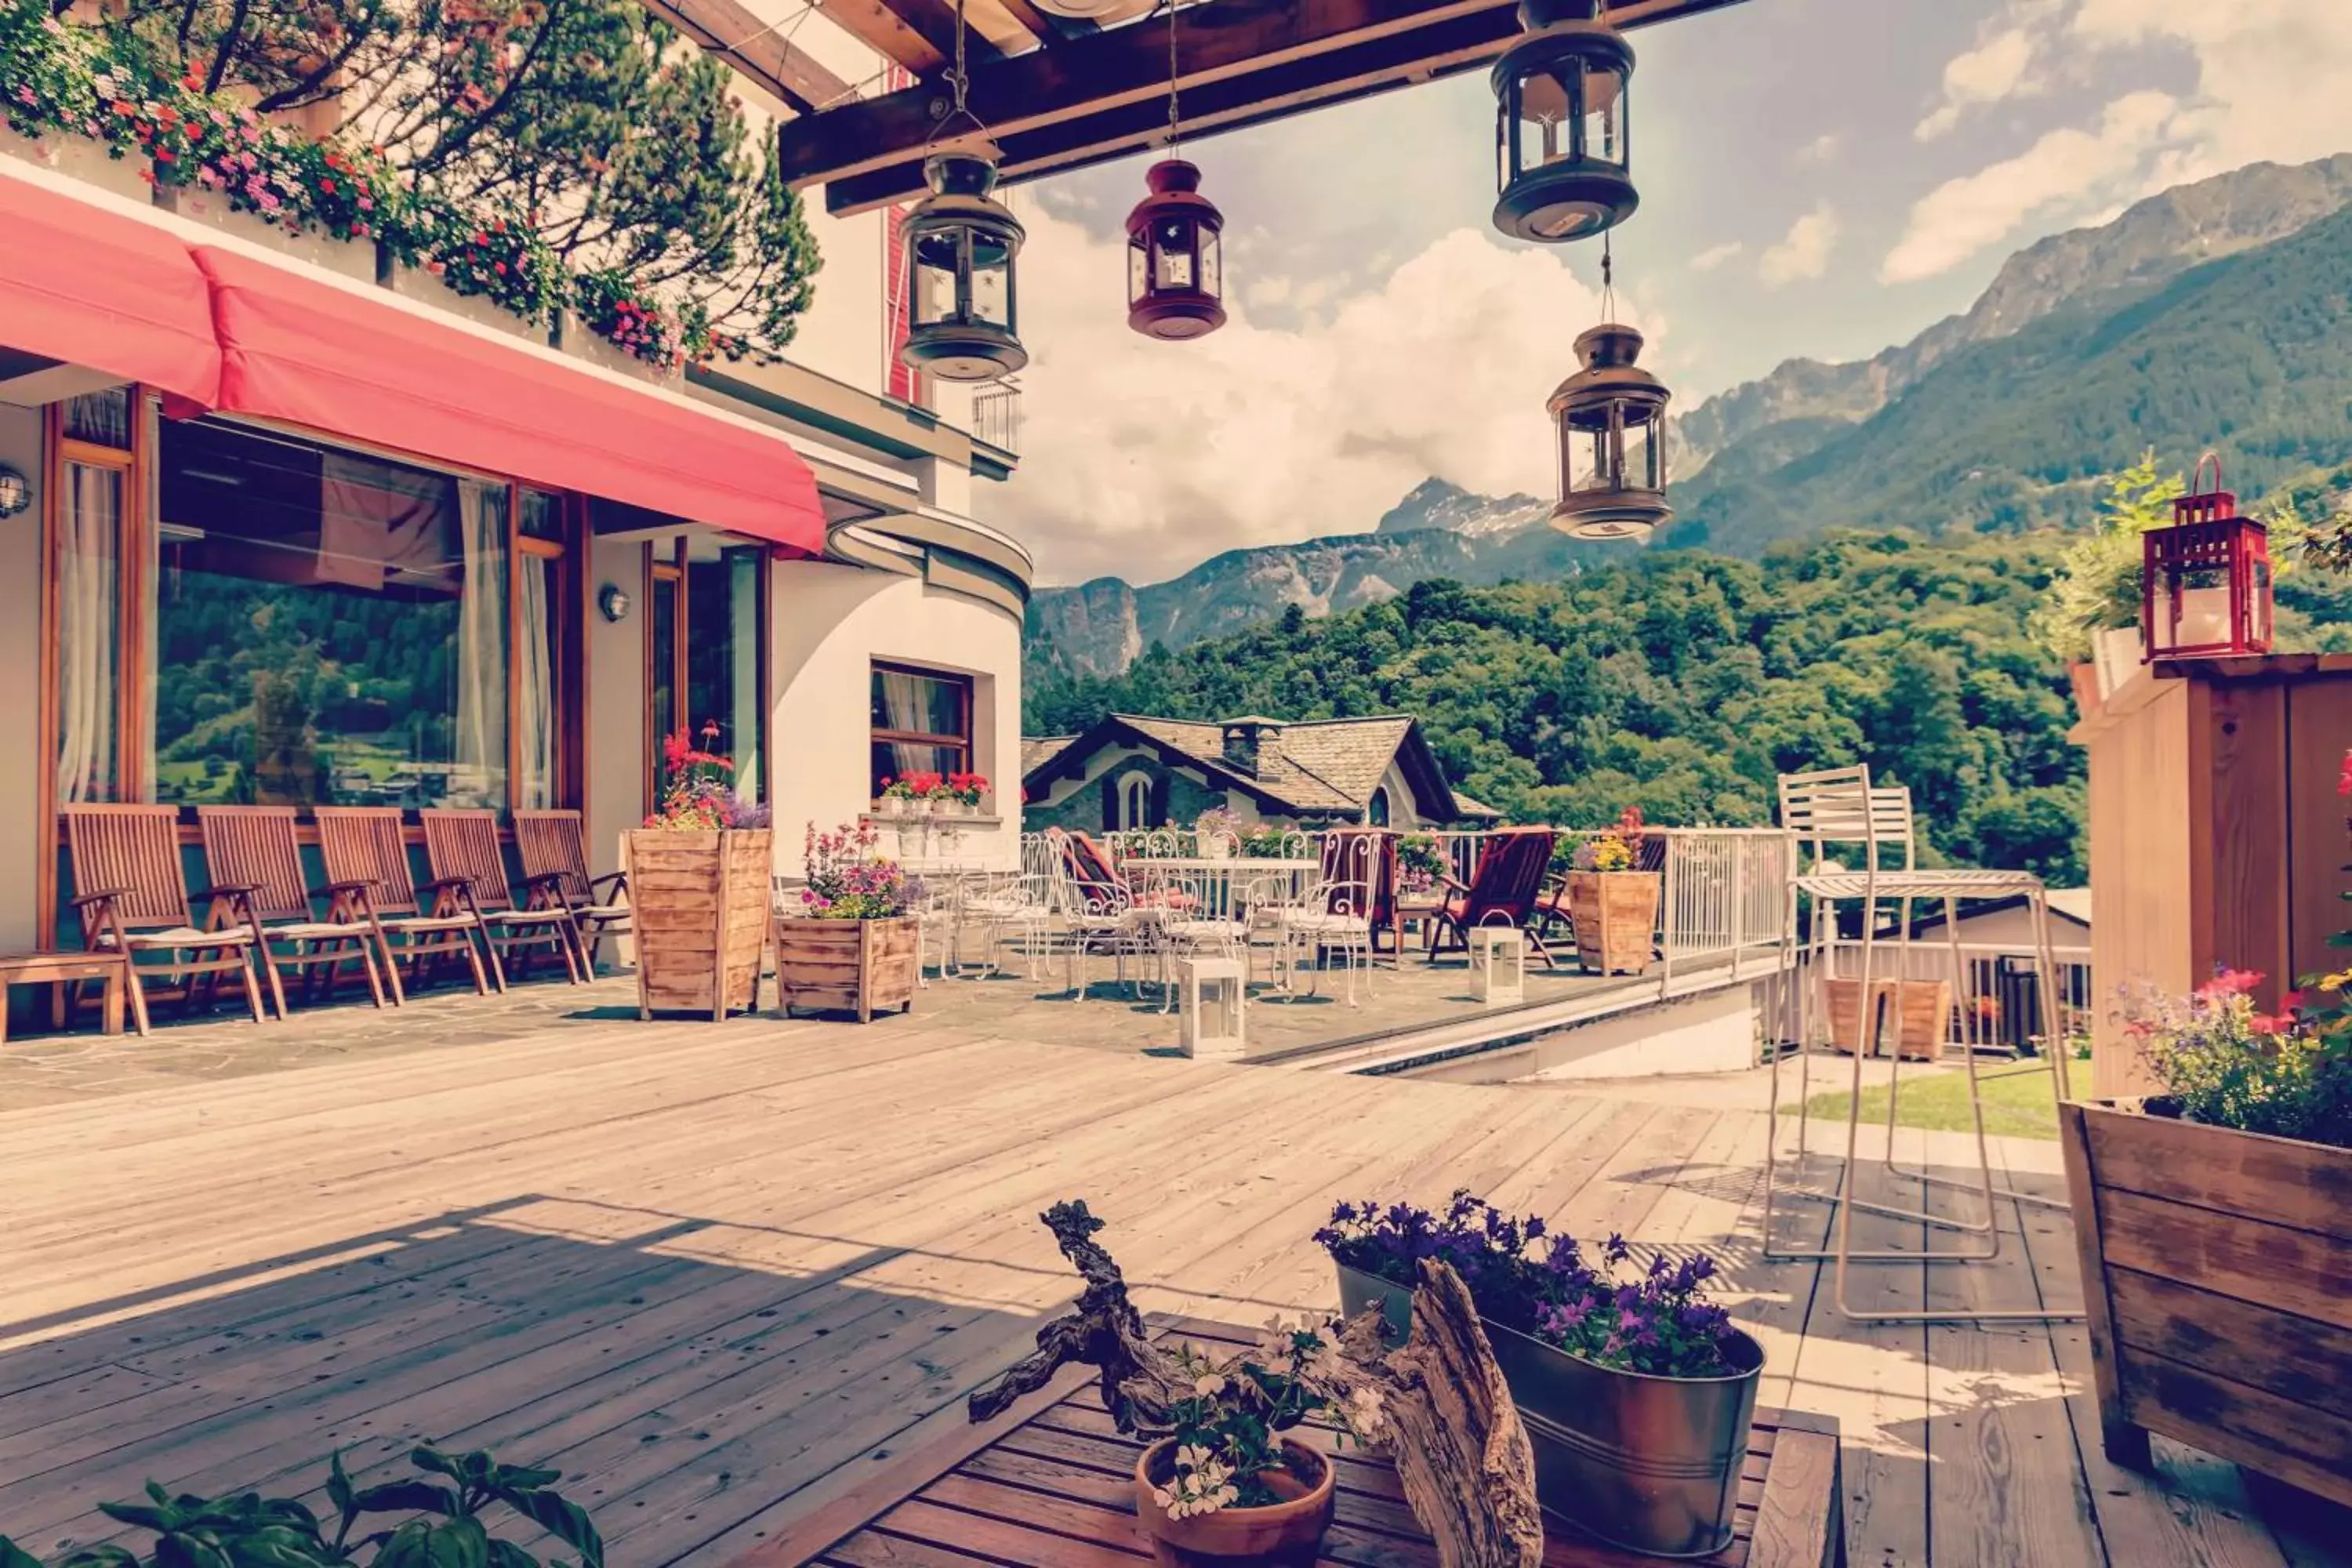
[421,809,586,986]
[1425,826,1559,967]
[314,806,494,1003]
[514,810,630,972]
[63,803,267,1031]
[196,805,388,1016]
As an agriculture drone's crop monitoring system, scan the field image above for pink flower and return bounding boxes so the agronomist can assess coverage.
[2249,1013,2296,1036]
[2338,747,2352,798]
[2194,967,2263,1000]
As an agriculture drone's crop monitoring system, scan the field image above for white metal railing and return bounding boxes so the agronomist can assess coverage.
[972,382,1022,456]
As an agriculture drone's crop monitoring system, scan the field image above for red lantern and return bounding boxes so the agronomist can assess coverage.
[1126,158,1225,340]
[2142,452,2272,661]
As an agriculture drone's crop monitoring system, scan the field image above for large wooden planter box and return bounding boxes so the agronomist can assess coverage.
[1566,869,1661,975]
[2059,1097,2352,1504]
[775,916,918,1023]
[626,829,771,1021]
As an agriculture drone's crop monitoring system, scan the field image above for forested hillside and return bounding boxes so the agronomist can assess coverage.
[1027,527,2352,884]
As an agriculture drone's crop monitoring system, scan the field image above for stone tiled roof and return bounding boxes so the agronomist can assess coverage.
[1107,713,1422,816]
[1021,735,1080,778]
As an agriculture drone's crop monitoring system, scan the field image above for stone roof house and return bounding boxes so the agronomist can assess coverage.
[1021,713,1497,833]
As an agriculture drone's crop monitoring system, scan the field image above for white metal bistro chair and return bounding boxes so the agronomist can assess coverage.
[1270,830,1377,1005]
[1131,860,1248,1013]
[1044,828,1154,1002]
[1763,764,2082,1325]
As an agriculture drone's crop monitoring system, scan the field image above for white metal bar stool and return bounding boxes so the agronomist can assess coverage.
[1762,764,2083,1324]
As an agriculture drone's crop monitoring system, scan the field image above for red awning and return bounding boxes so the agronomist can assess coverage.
[191,245,826,554]
[0,170,220,407]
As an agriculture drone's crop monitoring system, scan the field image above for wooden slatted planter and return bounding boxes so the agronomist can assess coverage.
[1566,870,1661,976]
[2059,1097,2352,1505]
[774,915,917,1023]
[626,829,771,1021]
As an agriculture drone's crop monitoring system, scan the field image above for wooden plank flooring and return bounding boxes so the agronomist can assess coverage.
[0,1011,2340,1567]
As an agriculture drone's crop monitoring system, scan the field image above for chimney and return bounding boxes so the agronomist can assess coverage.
[1221,717,1284,780]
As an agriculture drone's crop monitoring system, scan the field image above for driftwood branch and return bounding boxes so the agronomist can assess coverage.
[965,1202,1542,1568]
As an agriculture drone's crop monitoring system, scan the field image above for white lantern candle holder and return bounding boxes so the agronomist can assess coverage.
[1178,956,1247,1060]
[1469,924,1527,1006]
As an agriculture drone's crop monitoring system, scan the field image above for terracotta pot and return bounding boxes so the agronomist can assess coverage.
[1132,1437,1334,1566]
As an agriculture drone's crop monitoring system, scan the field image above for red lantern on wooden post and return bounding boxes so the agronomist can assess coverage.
[2142,452,2273,661]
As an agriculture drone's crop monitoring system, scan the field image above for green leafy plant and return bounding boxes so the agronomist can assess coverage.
[0,1445,602,1568]
[1142,1323,1380,1519]
[568,264,688,368]
[2126,967,2352,1150]
[1396,833,1447,891]
[2031,451,2180,664]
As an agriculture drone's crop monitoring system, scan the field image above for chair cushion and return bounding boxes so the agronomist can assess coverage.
[487,909,574,928]
[263,920,371,941]
[112,926,255,949]
[379,914,481,935]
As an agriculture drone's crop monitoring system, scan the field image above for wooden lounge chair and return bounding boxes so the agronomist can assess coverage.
[514,810,630,972]
[196,805,389,1016]
[1426,826,1559,967]
[314,806,494,1003]
[63,803,267,1031]
[421,809,586,986]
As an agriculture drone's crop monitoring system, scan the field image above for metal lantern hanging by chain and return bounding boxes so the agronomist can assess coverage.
[2142,452,2272,661]
[895,0,1027,383]
[1547,321,1670,540]
[1491,0,1638,244]
[1127,161,1225,339]
[1124,0,1225,340]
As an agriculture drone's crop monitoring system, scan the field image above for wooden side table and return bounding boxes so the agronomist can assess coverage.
[0,951,143,1043]
[746,1314,1845,1568]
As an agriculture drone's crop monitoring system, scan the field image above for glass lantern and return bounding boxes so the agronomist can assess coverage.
[1547,321,1671,541]
[2143,454,2273,659]
[1125,158,1226,341]
[1490,0,1638,244]
[897,151,1029,383]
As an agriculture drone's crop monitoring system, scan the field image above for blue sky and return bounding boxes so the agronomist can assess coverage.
[996,0,2352,585]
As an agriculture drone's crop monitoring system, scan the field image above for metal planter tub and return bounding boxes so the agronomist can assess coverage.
[1334,1262,1764,1559]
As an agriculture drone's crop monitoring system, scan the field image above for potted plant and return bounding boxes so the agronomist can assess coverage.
[2059,961,2352,1505]
[942,770,989,816]
[626,726,771,1022]
[1565,806,1661,976]
[1195,805,1242,859]
[0,1443,604,1568]
[2032,451,2183,708]
[1319,1192,1762,1558]
[1397,833,1447,895]
[775,820,920,1023]
[1131,1321,1381,1566]
[877,774,921,818]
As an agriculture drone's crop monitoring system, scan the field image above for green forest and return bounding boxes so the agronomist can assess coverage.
[1026,514,2352,885]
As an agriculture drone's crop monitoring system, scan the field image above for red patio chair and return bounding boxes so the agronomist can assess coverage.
[1426,826,1559,967]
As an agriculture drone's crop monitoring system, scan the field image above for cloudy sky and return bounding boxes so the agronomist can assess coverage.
[989,0,2352,586]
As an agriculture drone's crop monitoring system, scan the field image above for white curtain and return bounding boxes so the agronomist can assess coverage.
[879,667,931,777]
[56,463,121,804]
[452,478,508,807]
[516,554,555,809]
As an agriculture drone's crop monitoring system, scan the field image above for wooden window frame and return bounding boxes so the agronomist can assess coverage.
[870,660,974,798]
[642,538,775,814]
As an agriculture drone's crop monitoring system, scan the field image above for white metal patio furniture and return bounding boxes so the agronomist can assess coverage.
[1044,828,1155,1003]
[1268,830,1377,1005]
[1762,764,2082,1325]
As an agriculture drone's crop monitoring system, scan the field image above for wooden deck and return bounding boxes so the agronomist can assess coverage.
[0,1007,2343,1566]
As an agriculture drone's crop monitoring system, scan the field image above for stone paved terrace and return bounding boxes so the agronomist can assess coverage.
[2,962,2348,1567]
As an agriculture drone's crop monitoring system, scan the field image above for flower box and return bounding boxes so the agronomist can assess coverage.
[625,828,770,1020]
[774,914,917,1023]
[153,184,375,282]
[1565,869,1660,975]
[2059,1096,2352,1507]
[380,255,543,339]
[0,126,151,204]
[555,308,681,386]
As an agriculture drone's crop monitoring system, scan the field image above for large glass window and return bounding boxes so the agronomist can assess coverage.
[870,662,971,797]
[151,419,509,808]
[686,546,768,803]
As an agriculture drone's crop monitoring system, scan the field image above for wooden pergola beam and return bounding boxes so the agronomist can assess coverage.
[779,0,1751,214]
[640,0,855,114]
[813,0,1007,76]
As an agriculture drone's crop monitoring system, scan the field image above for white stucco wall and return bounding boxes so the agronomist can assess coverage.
[585,535,646,879]
[771,563,1023,869]
[0,404,42,954]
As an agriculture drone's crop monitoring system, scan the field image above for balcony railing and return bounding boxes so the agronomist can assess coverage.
[971,381,1022,456]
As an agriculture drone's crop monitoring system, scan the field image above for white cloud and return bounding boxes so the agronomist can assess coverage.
[1880,89,2182,283]
[1757,205,1838,285]
[2067,0,2352,174]
[1795,132,1843,165]
[1688,240,1745,273]
[1917,26,2043,140]
[994,212,1641,584]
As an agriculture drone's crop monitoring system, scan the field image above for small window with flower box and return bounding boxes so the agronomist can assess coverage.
[870,662,972,804]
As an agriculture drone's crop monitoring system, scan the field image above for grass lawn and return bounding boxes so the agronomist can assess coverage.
[1801,1059,2063,1140]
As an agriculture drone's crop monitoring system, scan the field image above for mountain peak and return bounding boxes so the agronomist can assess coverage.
[1375,478,1550,537]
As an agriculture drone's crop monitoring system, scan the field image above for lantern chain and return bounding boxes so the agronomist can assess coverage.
[1167,0,1181,153]
[930,0,983,143]
[1600,233,1617,322]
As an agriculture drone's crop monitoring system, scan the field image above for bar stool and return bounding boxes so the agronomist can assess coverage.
[1762,764,2082,1325]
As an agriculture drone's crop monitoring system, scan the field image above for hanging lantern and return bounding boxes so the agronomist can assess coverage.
[2142,452,2272,660]
[897,150,1028,383]
[1126,159,1225,339]
[1547,319,1670,541]
[1491,0,1638,244]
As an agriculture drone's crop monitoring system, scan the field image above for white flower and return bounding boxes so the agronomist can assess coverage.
[1192,1373,1227,1398]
